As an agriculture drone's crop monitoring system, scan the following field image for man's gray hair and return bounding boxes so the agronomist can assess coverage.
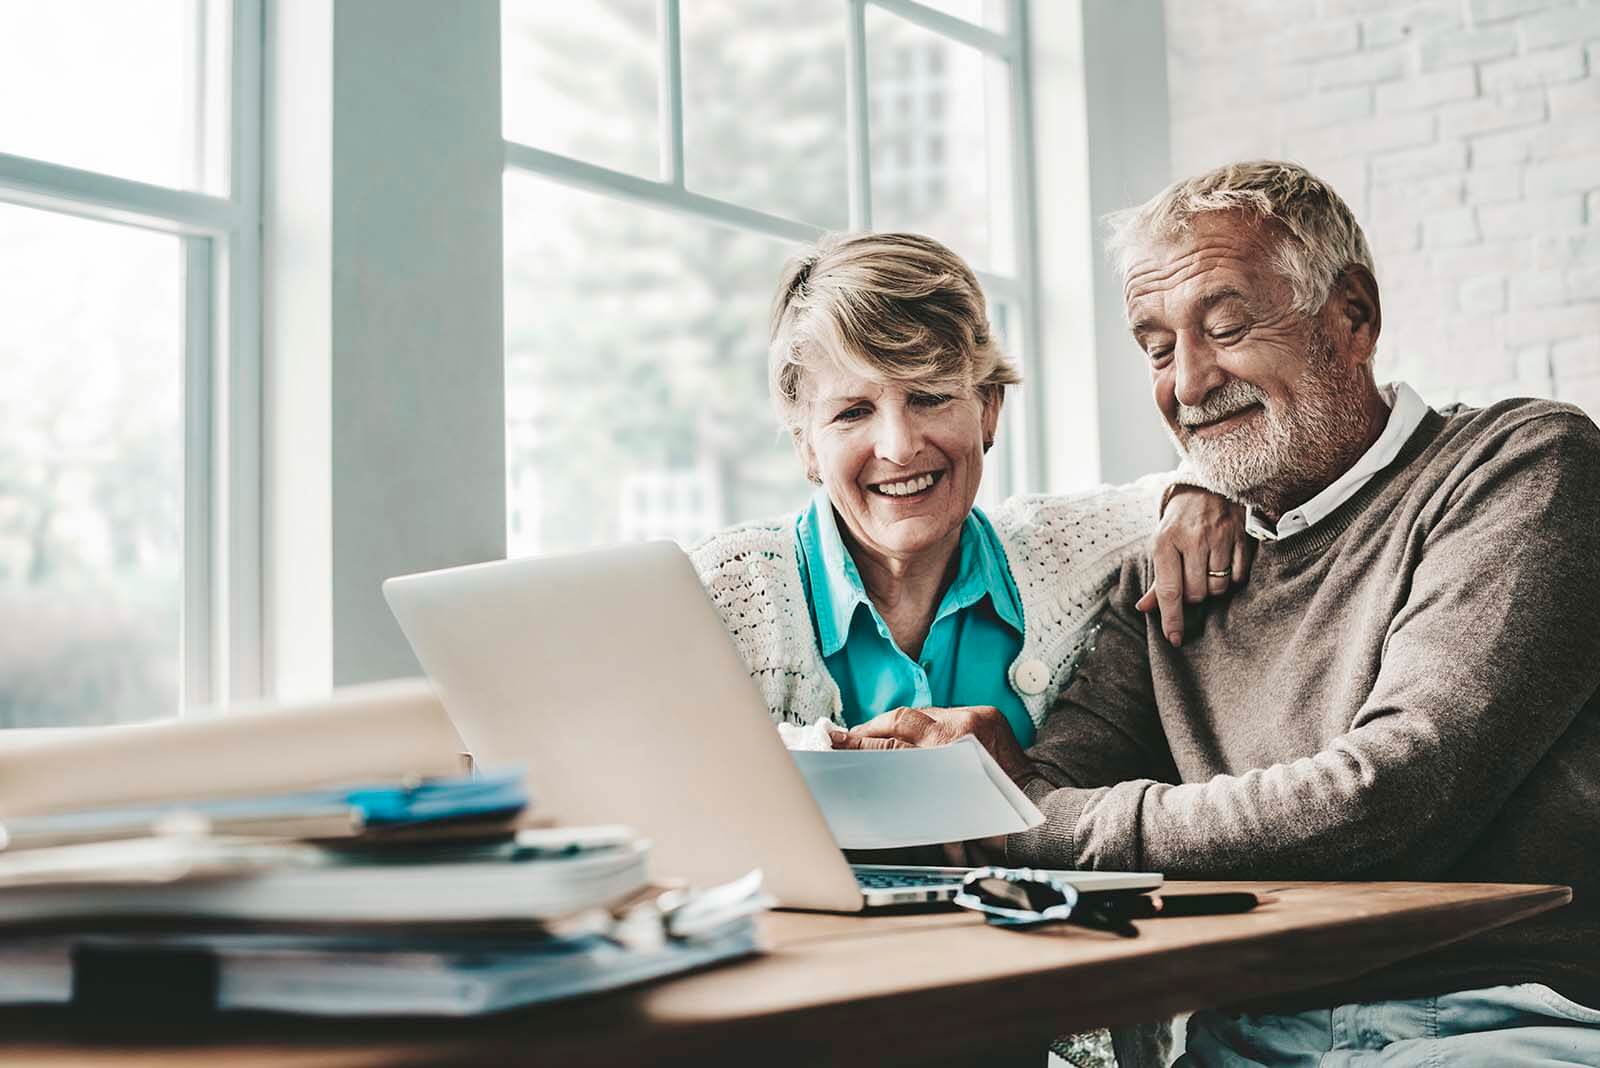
[1105,160,1376,316]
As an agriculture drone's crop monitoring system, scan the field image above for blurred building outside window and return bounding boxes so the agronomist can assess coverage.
[0,0,257,728]
[501,0,1035,557]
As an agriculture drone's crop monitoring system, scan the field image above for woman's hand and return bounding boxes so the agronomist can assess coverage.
[832,705,1034,784]
[1136,485,1251,647]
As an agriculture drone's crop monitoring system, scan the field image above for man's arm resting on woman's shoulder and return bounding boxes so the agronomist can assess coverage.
[1081,471,1251,646]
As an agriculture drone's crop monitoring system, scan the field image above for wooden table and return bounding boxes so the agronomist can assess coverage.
[0,880,1570,1067]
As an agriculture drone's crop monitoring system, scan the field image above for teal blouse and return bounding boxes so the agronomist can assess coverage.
[793,490,1034,747]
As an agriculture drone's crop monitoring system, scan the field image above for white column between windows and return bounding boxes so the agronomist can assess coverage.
[262,0,506,695]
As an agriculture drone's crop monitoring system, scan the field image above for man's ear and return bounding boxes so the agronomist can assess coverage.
[1333,265,1382,366]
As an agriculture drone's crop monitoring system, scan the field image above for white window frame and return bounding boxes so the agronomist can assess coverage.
[0,0,264,714]
[502,0,1046,494]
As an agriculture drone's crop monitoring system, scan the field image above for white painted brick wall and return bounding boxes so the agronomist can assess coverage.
[1164,0,1600,420]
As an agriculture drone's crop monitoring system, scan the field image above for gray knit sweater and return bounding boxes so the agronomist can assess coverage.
[1010,399,1600,1009]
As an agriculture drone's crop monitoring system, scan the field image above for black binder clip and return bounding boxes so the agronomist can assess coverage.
[70,944,219,1034]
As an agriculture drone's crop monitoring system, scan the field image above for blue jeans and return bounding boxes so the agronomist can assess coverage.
[1176,983,1600,1066]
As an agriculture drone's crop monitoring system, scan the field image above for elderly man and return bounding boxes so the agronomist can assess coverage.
[844,160,1600,1065]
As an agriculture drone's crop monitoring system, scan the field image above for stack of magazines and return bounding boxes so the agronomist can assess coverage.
[0,682,767,1017]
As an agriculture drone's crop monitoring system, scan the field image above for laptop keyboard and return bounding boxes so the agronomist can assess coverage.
[855,869,964,890]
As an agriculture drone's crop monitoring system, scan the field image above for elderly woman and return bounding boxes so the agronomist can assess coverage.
[692,232,1243,746]
[693,232,1228,1068]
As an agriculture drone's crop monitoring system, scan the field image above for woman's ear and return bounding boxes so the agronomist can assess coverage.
[792,427,821,485]
[981,389,1004,449]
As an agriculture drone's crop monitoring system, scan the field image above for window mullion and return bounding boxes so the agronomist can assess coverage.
[223,0,264,702]
[504,141,823,244]
[845,0,872,230]
[1005,0,1042,493]
[182,237,215,710]
[658,0,685,188]
[0,151,241,235]
[867,0,1013,57]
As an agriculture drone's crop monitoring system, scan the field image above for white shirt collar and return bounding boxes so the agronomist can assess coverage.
[1246,382,1430,542]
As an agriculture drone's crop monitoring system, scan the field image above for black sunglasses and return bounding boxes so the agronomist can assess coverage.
[954,867,1138,936]
[955,867,1258,937]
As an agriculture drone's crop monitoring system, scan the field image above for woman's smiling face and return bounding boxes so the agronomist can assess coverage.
[797,363,999,567]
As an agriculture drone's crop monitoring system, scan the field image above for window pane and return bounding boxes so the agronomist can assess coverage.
[0,0,228,192]
[681,1,849,228]
[502,0,660,179]
[867,7,1014,273]
[915,0,1008,32]
[0,204,183,727]
[505,172,811,556]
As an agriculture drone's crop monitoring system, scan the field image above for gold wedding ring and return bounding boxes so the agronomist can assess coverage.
[1206,569,1231,579]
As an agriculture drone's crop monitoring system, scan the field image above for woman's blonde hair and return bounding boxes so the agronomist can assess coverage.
[767,232,1019,437]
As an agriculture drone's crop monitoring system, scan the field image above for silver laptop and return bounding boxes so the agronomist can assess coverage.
[382,541,1160,911]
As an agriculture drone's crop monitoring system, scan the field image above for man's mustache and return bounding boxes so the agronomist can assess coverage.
[1177,381,1269,429]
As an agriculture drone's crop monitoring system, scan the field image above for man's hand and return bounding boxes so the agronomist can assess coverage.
[941,835,1007,867]
[833,705,1035,784]
[1137,485,1251,647]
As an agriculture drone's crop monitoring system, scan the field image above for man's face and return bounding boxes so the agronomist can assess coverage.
[1123,212,1373,507]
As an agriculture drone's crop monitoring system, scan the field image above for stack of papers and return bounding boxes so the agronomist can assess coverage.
[0,822,765,1016]
[0,817,653,925]
[0,919,763,1017]
[789,736,1045,850]
[0,768,530,853]
[0,683,768,1018]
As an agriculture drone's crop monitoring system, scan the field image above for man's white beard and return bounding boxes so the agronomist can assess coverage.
[1166,330,1371,506]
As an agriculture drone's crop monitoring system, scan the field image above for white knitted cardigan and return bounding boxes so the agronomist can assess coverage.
[688,473,1170,728]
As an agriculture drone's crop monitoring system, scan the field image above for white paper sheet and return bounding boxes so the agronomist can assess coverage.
[788,736,1044,850]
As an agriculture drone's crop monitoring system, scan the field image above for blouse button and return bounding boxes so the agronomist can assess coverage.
[1010,658,1050,696]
